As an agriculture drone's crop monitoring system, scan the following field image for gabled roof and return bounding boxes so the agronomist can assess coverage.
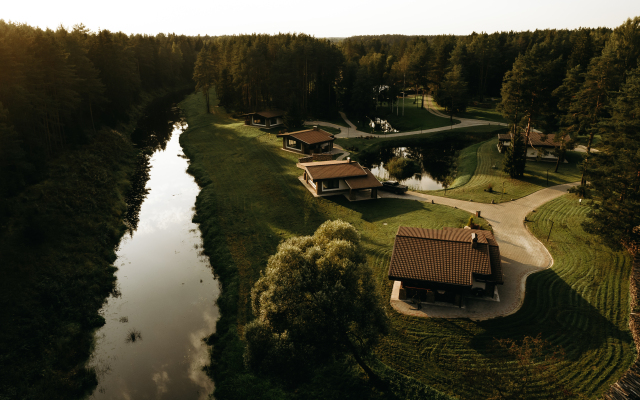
[244,110,285,118]
[345,168,383,190]
[303,160,367,180]
[388,227,503,287]
[278,128,335,145]
[498,131,569,148]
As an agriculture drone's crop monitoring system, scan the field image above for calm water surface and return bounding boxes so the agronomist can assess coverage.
[363,143,465,190]
[90,98,219,400]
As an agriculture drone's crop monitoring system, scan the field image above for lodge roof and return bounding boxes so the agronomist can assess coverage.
[299,160,368,180]
[345,168,383,190]
[388,227,503,287]
[278,128,335,145]
[244,110,285,118]
[498,131,570,148]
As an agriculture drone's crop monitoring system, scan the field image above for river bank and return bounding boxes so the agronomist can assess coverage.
[179,90,479,399]
[0,86,192,399]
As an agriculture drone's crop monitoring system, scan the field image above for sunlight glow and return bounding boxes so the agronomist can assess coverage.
[3,0,639,37]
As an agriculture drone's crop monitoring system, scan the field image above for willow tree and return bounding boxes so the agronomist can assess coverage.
[245,220,388,381]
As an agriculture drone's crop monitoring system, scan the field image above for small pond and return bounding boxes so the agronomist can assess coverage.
[359,139,469,191]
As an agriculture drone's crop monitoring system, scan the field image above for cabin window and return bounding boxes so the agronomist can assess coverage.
[322,179,340,190]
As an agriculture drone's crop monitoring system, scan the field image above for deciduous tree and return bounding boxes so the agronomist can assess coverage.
[245,220,388,381]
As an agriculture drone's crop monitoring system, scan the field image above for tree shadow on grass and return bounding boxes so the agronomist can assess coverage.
[470,268,632,363]
[326,197,431,223]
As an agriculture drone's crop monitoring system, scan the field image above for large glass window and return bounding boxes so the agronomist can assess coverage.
[287,139,301,149]
[322,179,340,190]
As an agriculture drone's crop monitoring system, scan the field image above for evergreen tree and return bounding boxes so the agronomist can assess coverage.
[434,64,468,123]
[503,130,526,178]
[283,97,305,132]
[583,68,640,250]
[192,45,216,113]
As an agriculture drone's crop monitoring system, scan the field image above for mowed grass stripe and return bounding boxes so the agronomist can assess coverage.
[425,138,582,203]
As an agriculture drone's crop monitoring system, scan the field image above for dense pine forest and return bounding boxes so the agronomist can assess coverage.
[1,15,639,400]
[0,21,200,399]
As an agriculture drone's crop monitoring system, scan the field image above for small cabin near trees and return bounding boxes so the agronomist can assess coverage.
[388,227,503,307]
[244,110,284,128]
[278,127,335,155]
[498,131,570,161]
[297,159,382,200]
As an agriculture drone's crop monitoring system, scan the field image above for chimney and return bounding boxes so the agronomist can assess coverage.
[313,125,318,130]
[471,233,478,249]
[347,157,351,163]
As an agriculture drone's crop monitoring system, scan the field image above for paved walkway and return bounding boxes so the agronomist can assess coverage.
[382,181,579,320]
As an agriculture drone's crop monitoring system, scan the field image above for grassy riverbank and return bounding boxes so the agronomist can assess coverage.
[181,89,633,399]
[0,87,190,399]
[180,90,482,399]
[425,138,583,203]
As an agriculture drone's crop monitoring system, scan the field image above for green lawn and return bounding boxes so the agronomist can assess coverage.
[426,96,508,123]
[181,90,470,399]
[181,89,634,399]
[372,194,634,399]
[335,124,506,154]
[346,96,457,133]
[425,138,584,203]
[308,111,350,127]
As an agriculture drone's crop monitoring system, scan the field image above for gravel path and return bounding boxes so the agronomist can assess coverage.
[384,182,579,320]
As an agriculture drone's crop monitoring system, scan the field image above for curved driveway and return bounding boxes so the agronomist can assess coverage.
[384,182,579,320]
[305,100,507,139]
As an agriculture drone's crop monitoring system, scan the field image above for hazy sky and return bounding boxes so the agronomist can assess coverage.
[3,0,640,37]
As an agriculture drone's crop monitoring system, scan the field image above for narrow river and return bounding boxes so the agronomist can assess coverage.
[90,95,219,399]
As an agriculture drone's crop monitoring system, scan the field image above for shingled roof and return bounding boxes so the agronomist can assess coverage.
[345,168,383,190]
[244,110,284,118]
[498,131,569,148]
[388,227,503,287]
[278,128,335,145]
[300,160,369,180]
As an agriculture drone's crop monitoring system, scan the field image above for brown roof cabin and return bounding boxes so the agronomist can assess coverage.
[243,110,284,128]
[278,126,335,155]
[297,159,382,201]
[388,227,503,307]
[498,131,570,161]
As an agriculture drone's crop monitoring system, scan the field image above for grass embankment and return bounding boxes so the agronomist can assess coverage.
[426,138,583,203]
[427,96,508,123]
[0,87,190,399]
[371,194,634,399]
[180,90,489,399]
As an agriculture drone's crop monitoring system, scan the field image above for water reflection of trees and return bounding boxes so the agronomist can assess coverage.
[124,99,186,233]
[358,138,466,185]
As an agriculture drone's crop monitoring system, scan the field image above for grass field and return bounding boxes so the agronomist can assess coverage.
[346,96,457,133]
[425,138,584,203]
[426,96,508,123]
[308,111,350,127]
[181,89,634,399]
[371,194,634,399]
[181,91,482,399]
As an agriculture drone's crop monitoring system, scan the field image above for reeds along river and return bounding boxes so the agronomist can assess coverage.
[89,95,219,400]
